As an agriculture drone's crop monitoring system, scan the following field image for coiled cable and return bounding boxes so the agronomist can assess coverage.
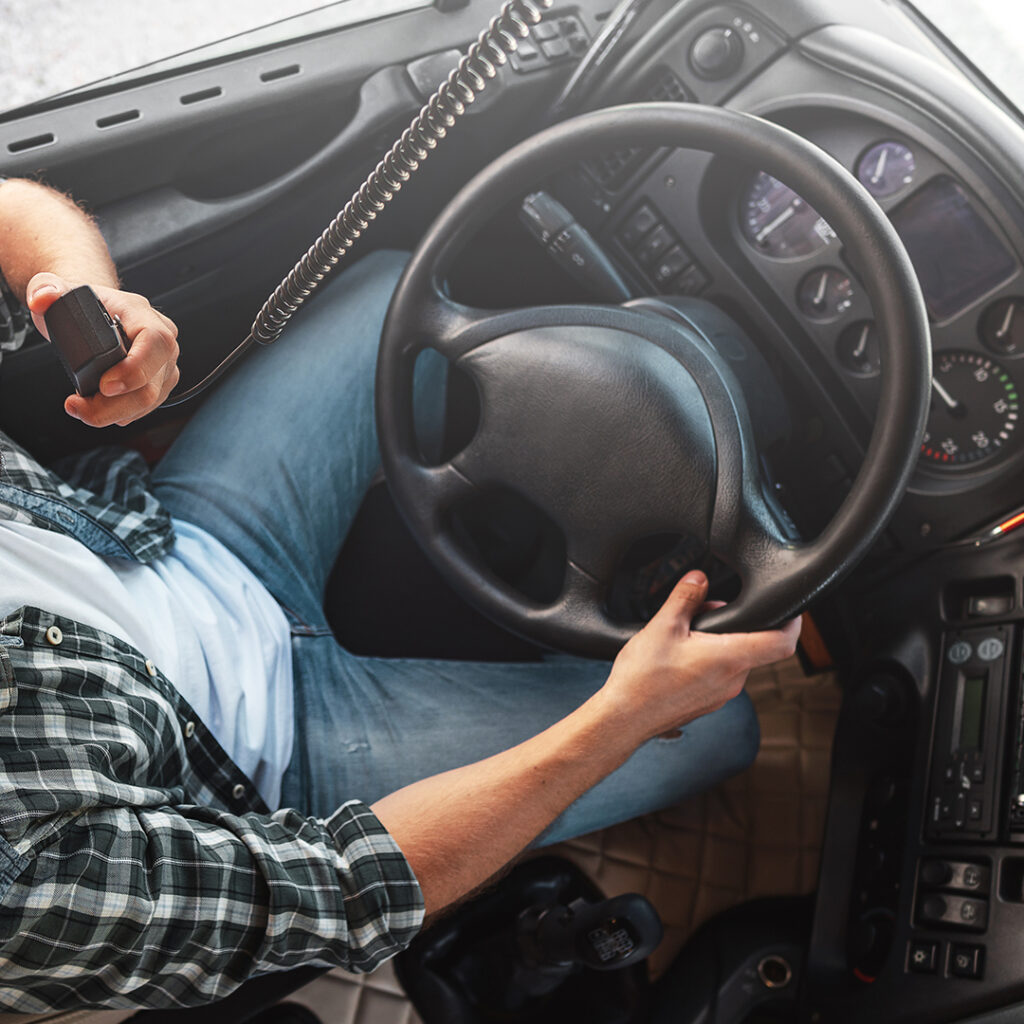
[164,0,553,408]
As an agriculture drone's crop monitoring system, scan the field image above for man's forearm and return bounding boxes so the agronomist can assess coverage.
[0,179,117,300]
[372,688,637,916]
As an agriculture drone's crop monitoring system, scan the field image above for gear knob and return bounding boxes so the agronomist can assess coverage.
[518,893,663,971]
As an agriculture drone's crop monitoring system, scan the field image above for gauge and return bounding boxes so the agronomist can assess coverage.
[920,351,1019,467]
[797,268,855,322]
[980,297,1024,356]
[837,321,880,376]
[857,141,916,199]
[740,171,835,259]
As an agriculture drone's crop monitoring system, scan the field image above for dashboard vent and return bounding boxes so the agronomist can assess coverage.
[583,69,692,191]
[644,67,692,104]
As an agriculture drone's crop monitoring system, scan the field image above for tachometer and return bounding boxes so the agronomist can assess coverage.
[920,351,1019,467]
[740,171,835,259]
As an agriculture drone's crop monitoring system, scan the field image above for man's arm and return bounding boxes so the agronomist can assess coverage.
[0,178,179,426]
[373,570,800,915]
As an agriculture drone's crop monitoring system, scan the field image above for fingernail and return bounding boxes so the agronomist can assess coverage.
[30,284,58,301]
[683,571,705,584]
[102,381,126,396]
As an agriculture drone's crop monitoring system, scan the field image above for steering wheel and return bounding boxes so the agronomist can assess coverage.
[376,104,930,659]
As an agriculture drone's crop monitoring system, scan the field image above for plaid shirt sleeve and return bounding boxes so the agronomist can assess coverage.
[0,800,423,1012]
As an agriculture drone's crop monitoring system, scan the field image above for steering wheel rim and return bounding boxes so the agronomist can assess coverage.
[377,103,931,657]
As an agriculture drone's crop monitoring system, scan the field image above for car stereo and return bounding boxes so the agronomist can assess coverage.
[926,625,1013,841]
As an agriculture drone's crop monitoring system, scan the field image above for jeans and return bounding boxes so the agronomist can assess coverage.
[151,250,759,845]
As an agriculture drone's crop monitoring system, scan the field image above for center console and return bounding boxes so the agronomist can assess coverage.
[803,555,1024,1022]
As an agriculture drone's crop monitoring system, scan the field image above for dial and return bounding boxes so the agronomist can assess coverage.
[857,141,916,199]
[920,351,1019,467]
[741,171,835,259]
[837,321,880,377]
[797,267,855,322]
[980,297,1024,356]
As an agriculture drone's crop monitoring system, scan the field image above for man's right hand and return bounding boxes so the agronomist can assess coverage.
[599,571,801,745]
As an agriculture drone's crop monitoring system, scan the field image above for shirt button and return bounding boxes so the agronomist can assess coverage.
[184,721,196,738]
[231,784,246,799]
[45,626,63,646]
[145,659,158,677]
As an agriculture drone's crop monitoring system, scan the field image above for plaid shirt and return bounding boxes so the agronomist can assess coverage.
[0,431,424,1012]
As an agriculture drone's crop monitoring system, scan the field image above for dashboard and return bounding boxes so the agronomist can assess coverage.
[531,2,1024,559]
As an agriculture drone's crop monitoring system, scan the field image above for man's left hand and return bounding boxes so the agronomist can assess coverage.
[26,273,180,428]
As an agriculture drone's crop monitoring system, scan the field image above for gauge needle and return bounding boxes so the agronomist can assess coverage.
[756,204,796,243]
[813,272,829,308]
[996,302,1016,339]
[932,376,961,412]
[853,325,870,358]
[872,148,888,185]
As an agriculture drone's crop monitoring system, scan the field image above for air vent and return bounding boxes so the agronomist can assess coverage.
[8,132,55,153]
[644,67,692,104]
[260,64,301,83]
[583,69,693,191]
[180,86,223,105]
[96,109,140,129]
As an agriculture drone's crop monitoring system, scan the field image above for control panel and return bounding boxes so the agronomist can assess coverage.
[926,626,1012,841]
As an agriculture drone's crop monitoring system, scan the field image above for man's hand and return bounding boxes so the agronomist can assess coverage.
[26,273,180,427]
[600,570,801,744]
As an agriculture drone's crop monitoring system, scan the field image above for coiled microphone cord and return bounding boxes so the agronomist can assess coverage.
[163,0,554,408]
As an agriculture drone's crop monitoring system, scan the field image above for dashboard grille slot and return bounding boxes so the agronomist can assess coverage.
[583,68,692,191]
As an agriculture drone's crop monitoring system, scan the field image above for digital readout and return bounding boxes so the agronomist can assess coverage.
[958,675,986,752]
[891,176,1016,321]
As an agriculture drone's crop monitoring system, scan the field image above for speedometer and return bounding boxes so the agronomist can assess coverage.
[740,171,836,259]
[921,352,1019,467]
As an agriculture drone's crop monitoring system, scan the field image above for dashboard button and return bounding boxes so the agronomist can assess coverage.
[947,641,972,665]
[618,204,659,248]
[540,37,571,60]
[635,225,674,266]
[977,637,1004,661]
[950,943,985,980]
[674,263,709,296]
[652,246,692,286]
[907,940,938,974]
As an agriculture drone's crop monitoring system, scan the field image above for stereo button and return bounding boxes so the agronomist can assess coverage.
[947,641,972,665]
[978,637,1004,661]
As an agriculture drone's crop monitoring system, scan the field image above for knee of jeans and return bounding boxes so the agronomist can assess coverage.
[713,690,761,778]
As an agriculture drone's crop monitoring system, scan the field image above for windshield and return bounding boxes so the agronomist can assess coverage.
[0,0,432,117]
[908,0,1024,115]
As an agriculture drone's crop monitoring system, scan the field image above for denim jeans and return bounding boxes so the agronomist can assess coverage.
[151,250,759,845]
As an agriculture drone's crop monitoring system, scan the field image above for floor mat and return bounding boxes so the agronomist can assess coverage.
[287,655,842,1021]
[550,656,842,977]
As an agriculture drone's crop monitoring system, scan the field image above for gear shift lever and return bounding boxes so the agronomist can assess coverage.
[519,893,663,971]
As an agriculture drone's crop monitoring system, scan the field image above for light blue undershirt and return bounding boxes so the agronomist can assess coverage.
[0,516,294,808]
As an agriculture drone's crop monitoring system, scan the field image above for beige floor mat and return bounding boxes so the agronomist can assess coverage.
[551,656,842,977]
[288,655,842,1020]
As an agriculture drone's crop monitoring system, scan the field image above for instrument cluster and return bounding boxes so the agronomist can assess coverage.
[737,128,1024,475]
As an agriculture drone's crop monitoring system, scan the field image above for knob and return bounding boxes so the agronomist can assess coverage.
[689,26,745,81]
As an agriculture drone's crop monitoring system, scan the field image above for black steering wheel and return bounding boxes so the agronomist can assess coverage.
[376,104,931,659]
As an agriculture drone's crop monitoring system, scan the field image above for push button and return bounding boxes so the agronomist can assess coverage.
[635,225,674,266]
[950,943,985,980]
[907,940,938,974]
[618,204,659,248]
[652,246,692,286]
